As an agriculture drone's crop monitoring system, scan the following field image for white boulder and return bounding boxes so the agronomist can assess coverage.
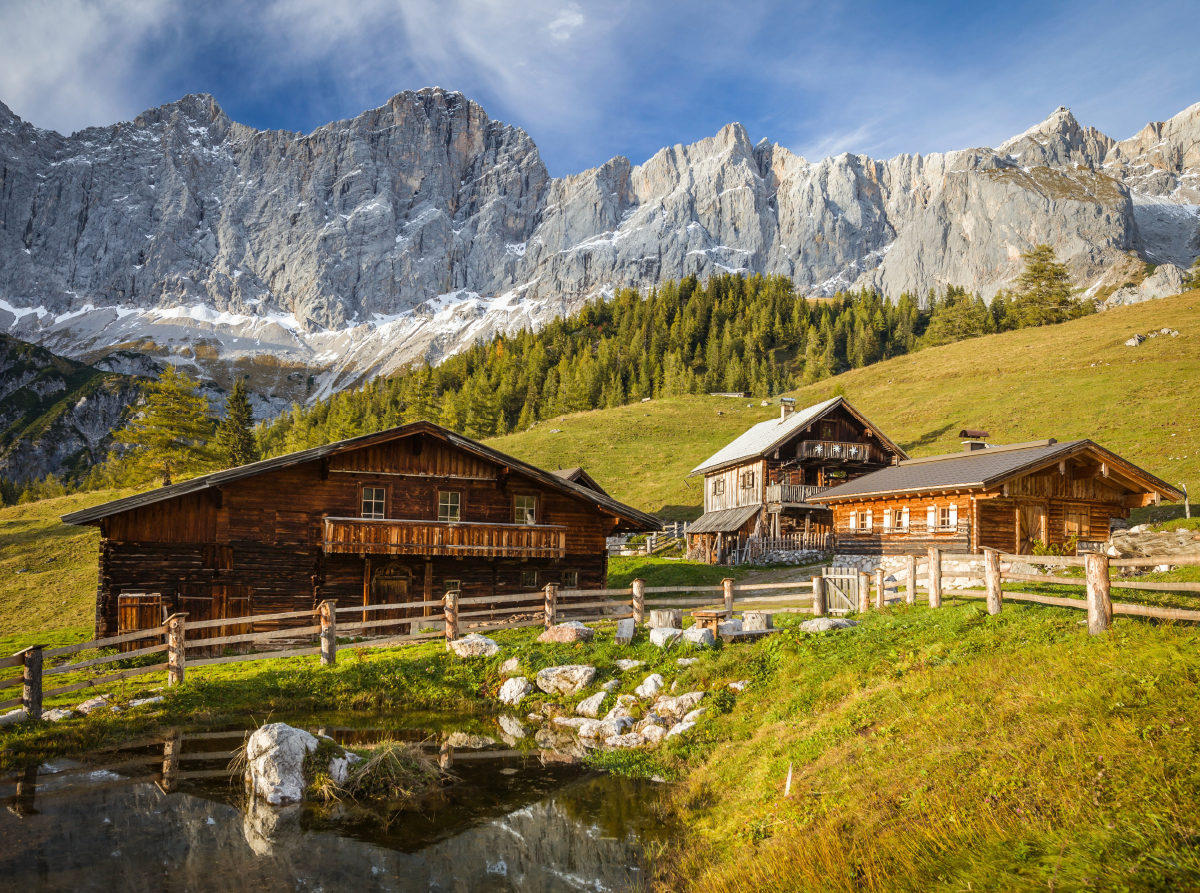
[42,707,76,722]
[449,633,501,658]
[245,723,320,806]
[576,691,608,718]
[641,725,667,745]
[728,680,749,692]
[615,659,644,672]
[717,619,742,635]
[799,618,858,633]
[677,657,699,666]
[634,674,665,698]
[538,621,595,644]
[128,696,164,708]
[552,716,590,729]
[682,707,707,723]
[499,657,521,675]
[681,628,715,647]
[0,709,26,726]
[665,721,696,739]
[498,676,533,705]
[649,627,683,648]
[602,679,621,692]
[656,691,706,721]
[615,618,636,644]
[604,732,645,748]
[536,664,597,695]
[76,694,112,714]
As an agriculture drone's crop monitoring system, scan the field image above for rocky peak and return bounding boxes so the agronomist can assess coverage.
[997,106,1114,169]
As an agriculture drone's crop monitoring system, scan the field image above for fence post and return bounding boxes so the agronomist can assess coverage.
[875,567,885,609]
[857,571,871,613]
[812,576,826,617]
[927,547,942,609]
[161,730,182,793]
[1085,552,1113,635]
[544,583,558,628]
[19,646,43,721]
[632,578,645,625]
[166,613,187,687]
[905,555,917,605]
[722,578,735,614]
[984,549,1002,615]
[318,600,337,667]
[444,590,459,644]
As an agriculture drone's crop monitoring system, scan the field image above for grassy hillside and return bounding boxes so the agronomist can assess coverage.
[489,290,1200,518]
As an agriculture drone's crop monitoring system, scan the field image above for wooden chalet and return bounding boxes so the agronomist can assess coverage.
[62,421,658,646]
[810,438,1181,555]
[686,397,907,562]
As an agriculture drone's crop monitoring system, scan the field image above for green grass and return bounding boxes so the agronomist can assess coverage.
[607,555,820,591]
[488,290,1200,518]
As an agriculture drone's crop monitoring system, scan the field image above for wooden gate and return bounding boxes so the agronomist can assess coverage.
[117,592,162,652]
[820,569,858,615]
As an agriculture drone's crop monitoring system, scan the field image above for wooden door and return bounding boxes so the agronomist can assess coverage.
[180,584,220,659]
[1017,504,1047,554]
[117,592,162,653]
[370,563,413,636]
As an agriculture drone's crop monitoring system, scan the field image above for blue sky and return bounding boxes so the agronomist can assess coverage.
[2,0,1198,176]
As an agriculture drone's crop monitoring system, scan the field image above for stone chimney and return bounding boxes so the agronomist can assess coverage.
[780,397,796,420]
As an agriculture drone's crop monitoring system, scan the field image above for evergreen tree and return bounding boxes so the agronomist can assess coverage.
[1004,245,1094,327]
[118,364,216,486]
[919,286,995,347]
[215,379,260,468]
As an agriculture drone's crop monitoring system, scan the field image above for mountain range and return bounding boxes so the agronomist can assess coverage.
[1,88,1198,416]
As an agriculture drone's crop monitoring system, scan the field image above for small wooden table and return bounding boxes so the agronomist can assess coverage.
[691,609,732,636]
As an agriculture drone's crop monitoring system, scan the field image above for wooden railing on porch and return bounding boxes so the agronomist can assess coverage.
[322,517,567,558]
[765,483,829,504]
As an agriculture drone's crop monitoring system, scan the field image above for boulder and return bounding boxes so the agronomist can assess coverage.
[581,716,634,739]
[728,680,749,692]
[499,657,521,675]
[127,696,164,708]
[635,711,668,732]
[245,723,319,806]
[552,716,590,729]
[641,724,668,745]
[497,715,527,739]
[498,676,533,706]
[538,621,595,644]
[799,618,858,633]
[42,707,76,722]
[449,633,501,658]
[1125,334,1145,347]
[576,691,608,718]
[602,679,621,692]
[446,732,496,749]
[656,691,706,721]
[682,628,715,647]
[615,618,636,645]
[605,695,639,720]
[676,657,699,666]
[649,627,683,648]
[536,664,597,695]
[634,674,665,698]
[717,619,743,635]
[682,707,707,723]
[76,694,112,714]
[0,709,26,726]
[665,721,697,739]
[615,659,644,671]
[742,611,773,631]
[604,732,645,749]
[648,609,683,628]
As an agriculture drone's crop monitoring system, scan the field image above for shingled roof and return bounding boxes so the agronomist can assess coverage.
[62,421,660,531]
[810,439,1181,503]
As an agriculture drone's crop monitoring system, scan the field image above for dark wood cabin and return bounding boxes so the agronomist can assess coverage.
[685,397,907,562]
[551,467,609,496]
[810,438,1181,555]
[62,422,658,648]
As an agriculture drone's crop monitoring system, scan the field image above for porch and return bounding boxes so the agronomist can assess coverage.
[322,517,568,558]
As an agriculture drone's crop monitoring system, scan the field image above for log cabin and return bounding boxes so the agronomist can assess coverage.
[686,397,907,562]
[810,438,1181,555]
[62,421,658,647]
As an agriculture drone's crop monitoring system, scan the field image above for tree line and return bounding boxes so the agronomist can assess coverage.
[2,244,1091,504]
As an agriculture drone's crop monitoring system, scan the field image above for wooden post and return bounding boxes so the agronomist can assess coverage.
[984,549,1002,615]
[811,576,827,617]
[20,646,43,721]
[318,600,337,667]
[875,567,885,609]
[444,590,460,644]
[161,731,182,793]
[857,571,870,613]
[544,583,558,628]
[1085,552,1113,635]
[13,765,37,816]
[632,578,645,625]
[166,613,187,687]
[927,547,942,609]
[905,555,917,605]
[722,578,735,615]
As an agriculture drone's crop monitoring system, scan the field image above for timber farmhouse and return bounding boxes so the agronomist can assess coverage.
[62,422,657,647]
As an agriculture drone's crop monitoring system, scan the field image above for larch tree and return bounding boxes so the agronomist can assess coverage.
[119,364,216,486]
[215,378,260,468]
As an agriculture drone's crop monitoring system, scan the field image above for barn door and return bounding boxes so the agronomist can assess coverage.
[117,592,163,653]
[370,563,414,636]
[1017,504,1047,554]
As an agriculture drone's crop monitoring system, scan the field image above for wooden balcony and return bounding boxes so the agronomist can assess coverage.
[797,440,875,463]
[765,483,829,505]
[322,517,567,558]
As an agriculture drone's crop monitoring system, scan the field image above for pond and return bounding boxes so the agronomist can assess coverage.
[0,715,673,892]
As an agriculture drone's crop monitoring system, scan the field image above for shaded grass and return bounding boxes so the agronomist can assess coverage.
[607,555,821,592]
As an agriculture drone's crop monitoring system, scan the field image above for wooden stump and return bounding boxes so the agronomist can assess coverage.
[927,547,943,609]
[812,577,827,617]
[544,583,558,628]
[857,571,871,613]
[905,555,917,605]
[1085,552,1113,635]
[20,646,43,721]
[166,614,187,687]
[984,549,1002,615]
[648,609,682,629]
[722,578,735,614]
[318,600,337,667]
[632,578,645,625]
[444,591,460,644]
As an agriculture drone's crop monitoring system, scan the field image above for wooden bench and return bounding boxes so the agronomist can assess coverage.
[719,628,779,644]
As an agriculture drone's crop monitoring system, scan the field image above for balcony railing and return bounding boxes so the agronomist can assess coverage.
[836,521,970,537]
[323,517,567,558]
[798,441,875,463]
[765,483,829,505]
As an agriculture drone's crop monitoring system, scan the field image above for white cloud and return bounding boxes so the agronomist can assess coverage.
[546,3,585,41]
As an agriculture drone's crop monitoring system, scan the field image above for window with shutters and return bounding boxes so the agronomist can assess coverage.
[1064,510,1089,539]
[712,479,725,496]
[883,509,892,530]
[740,470,756,490]
[865,510,874,531]
[438,491,461,523]
[938,506,951,529]
[361,486,387,520]
[900,506,910,530]
[927,505,937,531]
[849,510,857,530]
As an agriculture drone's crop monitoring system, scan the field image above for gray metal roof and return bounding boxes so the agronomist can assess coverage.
[687,505,762,534]
[61,421,660,531]
[810,439,1181,502]
[690,397,906,475]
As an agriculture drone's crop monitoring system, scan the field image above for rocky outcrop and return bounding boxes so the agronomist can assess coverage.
[244,722,359,806]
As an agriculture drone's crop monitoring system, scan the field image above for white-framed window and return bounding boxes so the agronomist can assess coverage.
[927,505,937,531]
[521,569,538,589]
[438,491,461,523]
[361,486,386,520]
[883,509,892,530]
[562,570,578,589]
[712,479,725,496]
[514,494,538,525]
[900,506,910,530]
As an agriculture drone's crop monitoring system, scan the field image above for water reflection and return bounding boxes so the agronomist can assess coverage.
[1,722,669,892]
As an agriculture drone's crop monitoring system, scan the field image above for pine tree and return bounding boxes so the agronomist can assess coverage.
[215,379,260,468]
[1006,245,1093,327]
[119,365,216,486]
